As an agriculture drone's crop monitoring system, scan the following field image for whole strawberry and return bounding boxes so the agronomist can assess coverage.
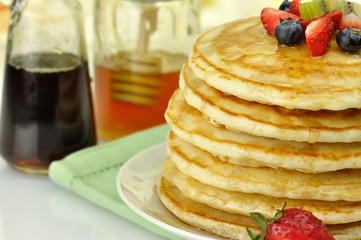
[246,203,335,240]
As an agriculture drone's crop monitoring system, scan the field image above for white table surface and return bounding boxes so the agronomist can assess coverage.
[0,1,273,239]
[0,32,167,240]
[0,159,169,240]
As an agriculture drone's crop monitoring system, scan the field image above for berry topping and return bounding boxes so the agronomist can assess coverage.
[261,8,303,35]
[246,203,335,240]
[326,10,343,29]
[290,0,302,16]
[339,12,361,30]
[337,27,361,52]
[299,11,342,31]
[305,15,334,57]
[275,18,304,46]
[299,0,327,20]
[279,0,291,12]
[260,1,361,57]
[300,19,313,31]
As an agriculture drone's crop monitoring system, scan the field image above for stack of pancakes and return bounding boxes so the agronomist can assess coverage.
[156,16,361,239]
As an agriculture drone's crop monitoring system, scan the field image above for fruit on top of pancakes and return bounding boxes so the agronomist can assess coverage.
[247,204,335,240]
[290,0,352,15]
[339,12,361,29]
[337,27,361,52]
[279,0,292,12]
[275,18,304,45]
[290,0,302,15]
[262,0,361,56]
[305,15,334,56]
[260,8,302,35]
[324,0,342,12]
[325,10,343,29]
[351,1,361,17]
[299,0,327,20]
[340,0,353,14]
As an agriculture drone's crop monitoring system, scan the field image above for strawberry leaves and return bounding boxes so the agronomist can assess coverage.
[246,226,264,240]
[246,203,286,240]
[250,212,269,232]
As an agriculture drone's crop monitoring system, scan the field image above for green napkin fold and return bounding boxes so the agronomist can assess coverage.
[49,124,182,240]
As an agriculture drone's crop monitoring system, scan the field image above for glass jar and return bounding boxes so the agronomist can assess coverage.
[0,0,96,175]
[93,0,200,141]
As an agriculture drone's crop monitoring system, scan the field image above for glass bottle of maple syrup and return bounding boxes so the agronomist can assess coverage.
[0,0,96,175]
[93,0,200,141]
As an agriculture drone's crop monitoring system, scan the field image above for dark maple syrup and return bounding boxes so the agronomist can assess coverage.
[0,53,96,174]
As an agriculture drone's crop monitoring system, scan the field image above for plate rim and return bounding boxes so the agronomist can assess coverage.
[116,142,219,240]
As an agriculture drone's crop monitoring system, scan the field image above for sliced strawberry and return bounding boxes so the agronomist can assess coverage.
[305,15,334,57]
[300,11,342,32]
[300,19,312,31]
[339,12,361,30]
[290,0,302,16]
[261,8,303,35]
[326,11,343,30]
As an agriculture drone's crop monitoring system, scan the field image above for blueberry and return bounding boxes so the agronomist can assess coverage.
[274,18,304,46]
[336,27,361,52]
[279,0,291,12]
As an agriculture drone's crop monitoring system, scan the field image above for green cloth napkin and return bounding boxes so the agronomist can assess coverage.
[49,124,182,240]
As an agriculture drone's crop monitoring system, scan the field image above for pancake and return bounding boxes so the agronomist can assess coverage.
[157,175,361,240]
[188,17,361,111]
[156,12,361,239]
[162,156,361,224]
[156,176,261,240]
[180,61,361,143]
[166,89,361,173]
[167,131,361,201]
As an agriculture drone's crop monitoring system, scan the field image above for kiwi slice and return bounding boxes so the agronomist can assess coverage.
[340,0,352,14]
[351,2,361,17]
[324,0,341,12]
[299,0,327,20]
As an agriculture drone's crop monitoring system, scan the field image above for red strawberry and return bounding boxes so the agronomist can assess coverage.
[246,203,335,240]
[261,8,303,35]
[266,223,315,240]
[300,19,312,31]
[339,12,361,30]
[326,11,343,30]
[300,11,342,32]
[289,0,302,16]
[267,209,334,240]
[305,15,334,57]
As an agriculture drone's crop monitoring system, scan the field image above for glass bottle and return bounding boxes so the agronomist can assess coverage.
[0,0,96,175]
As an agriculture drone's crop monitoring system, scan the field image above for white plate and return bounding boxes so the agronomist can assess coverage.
[116,142,224,240]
